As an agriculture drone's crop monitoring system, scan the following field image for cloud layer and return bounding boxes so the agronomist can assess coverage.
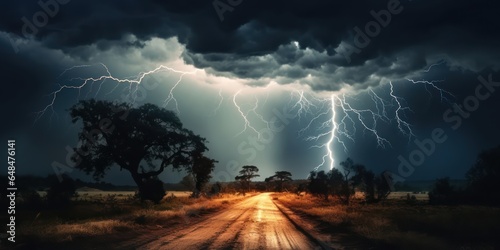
[2,0,499,91]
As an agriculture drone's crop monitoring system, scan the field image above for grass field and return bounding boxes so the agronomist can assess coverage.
[36,190,192,200]
[387,191,429,201]
[19,192,252,246]
[273,193,500,249]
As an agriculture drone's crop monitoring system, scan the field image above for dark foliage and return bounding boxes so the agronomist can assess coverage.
[138,177,165,203]
[308,158,391,204]
[235,165,260,194]
[265,171,293,192]
[465,145,500,205]
[428,178,461,205]
[428,145,500,206]
[69,100,208,202]
[189,153,217,198]
[46,175,76,209]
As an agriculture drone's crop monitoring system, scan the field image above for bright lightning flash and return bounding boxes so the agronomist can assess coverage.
[291,81,418,172]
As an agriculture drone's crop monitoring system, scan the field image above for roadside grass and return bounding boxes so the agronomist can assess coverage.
[273,193,500,249]
[19,193,249,244]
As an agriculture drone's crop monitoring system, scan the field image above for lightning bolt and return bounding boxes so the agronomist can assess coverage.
[290,90,317,119]
[406,78,455,103]
[211,89,224,116]
[338,94,391,148]
[38,62,453,175]
[293,80,420,172]
[35,63,199,122]
[163,71,190,113]
[389,81,415,139]
[321,95,337,170]
[232,90,263,138]
[422,60,445,73]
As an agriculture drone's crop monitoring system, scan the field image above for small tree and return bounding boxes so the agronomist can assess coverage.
[429,177,457,205]
[328,168,344,200]
[465,145,500,205]
[374,171,392,202]
[235,165,259,194]
[308,170,329,200]
[189,153,217,198]
[265,171,292,192]
[337,158,357,205]
[209,182,222,197]
[180,174,195,191]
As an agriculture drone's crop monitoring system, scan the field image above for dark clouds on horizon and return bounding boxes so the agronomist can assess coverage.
[1,0,500,184]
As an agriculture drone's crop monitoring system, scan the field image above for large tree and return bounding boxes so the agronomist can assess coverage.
[70,99,208,202]
[235,165,260,194]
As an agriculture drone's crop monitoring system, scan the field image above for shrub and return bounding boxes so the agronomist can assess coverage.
[139,178,165,204]
[47,175,76,209]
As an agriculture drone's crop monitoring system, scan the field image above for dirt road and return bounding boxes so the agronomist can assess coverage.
[138,193,319,249]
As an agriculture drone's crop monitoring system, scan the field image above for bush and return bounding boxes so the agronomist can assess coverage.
[428,178,462,205]
[47,175,76,209]
[139,178,165,203]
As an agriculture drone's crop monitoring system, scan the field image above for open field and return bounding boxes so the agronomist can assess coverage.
[36,190,192,200]
[17,193,253,248]
[387,191,429,201]
[272,193,500,249]
[13,190,500,249]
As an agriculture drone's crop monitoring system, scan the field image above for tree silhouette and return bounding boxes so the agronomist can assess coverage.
[47,174,76,209]
[465,145,500,205]
[69,99,208,203]
[180,174,195,190]
[308,158,390,204]
[265,171,293,192]
[328,168,344,201]
[308,170,329,200]
[337,158,357,204]
[429,177,458,205]
[235,165,259,194]
[189,153,217,197]
[374,171,392,202]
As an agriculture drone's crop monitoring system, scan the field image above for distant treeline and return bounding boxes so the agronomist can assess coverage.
[1,174,466,193]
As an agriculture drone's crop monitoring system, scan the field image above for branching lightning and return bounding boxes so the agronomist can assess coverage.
[307,95,337,170]
[37,62,453,174]
[35,63,199,122]
[211,89,224,116]
[405,78,455,103]
[389,81,415,139]
[290,81,417,172]
[232,90,263,138]
[291,90,317,119]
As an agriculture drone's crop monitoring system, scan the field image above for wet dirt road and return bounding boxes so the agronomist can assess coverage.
[138,193,319,250]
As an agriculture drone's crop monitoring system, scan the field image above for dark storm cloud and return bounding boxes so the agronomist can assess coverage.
[1,0,499,90]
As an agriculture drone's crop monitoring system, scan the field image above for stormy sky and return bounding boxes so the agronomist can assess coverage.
[1,0,499,185]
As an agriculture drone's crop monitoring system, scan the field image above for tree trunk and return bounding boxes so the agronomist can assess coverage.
[130,172,146,198]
